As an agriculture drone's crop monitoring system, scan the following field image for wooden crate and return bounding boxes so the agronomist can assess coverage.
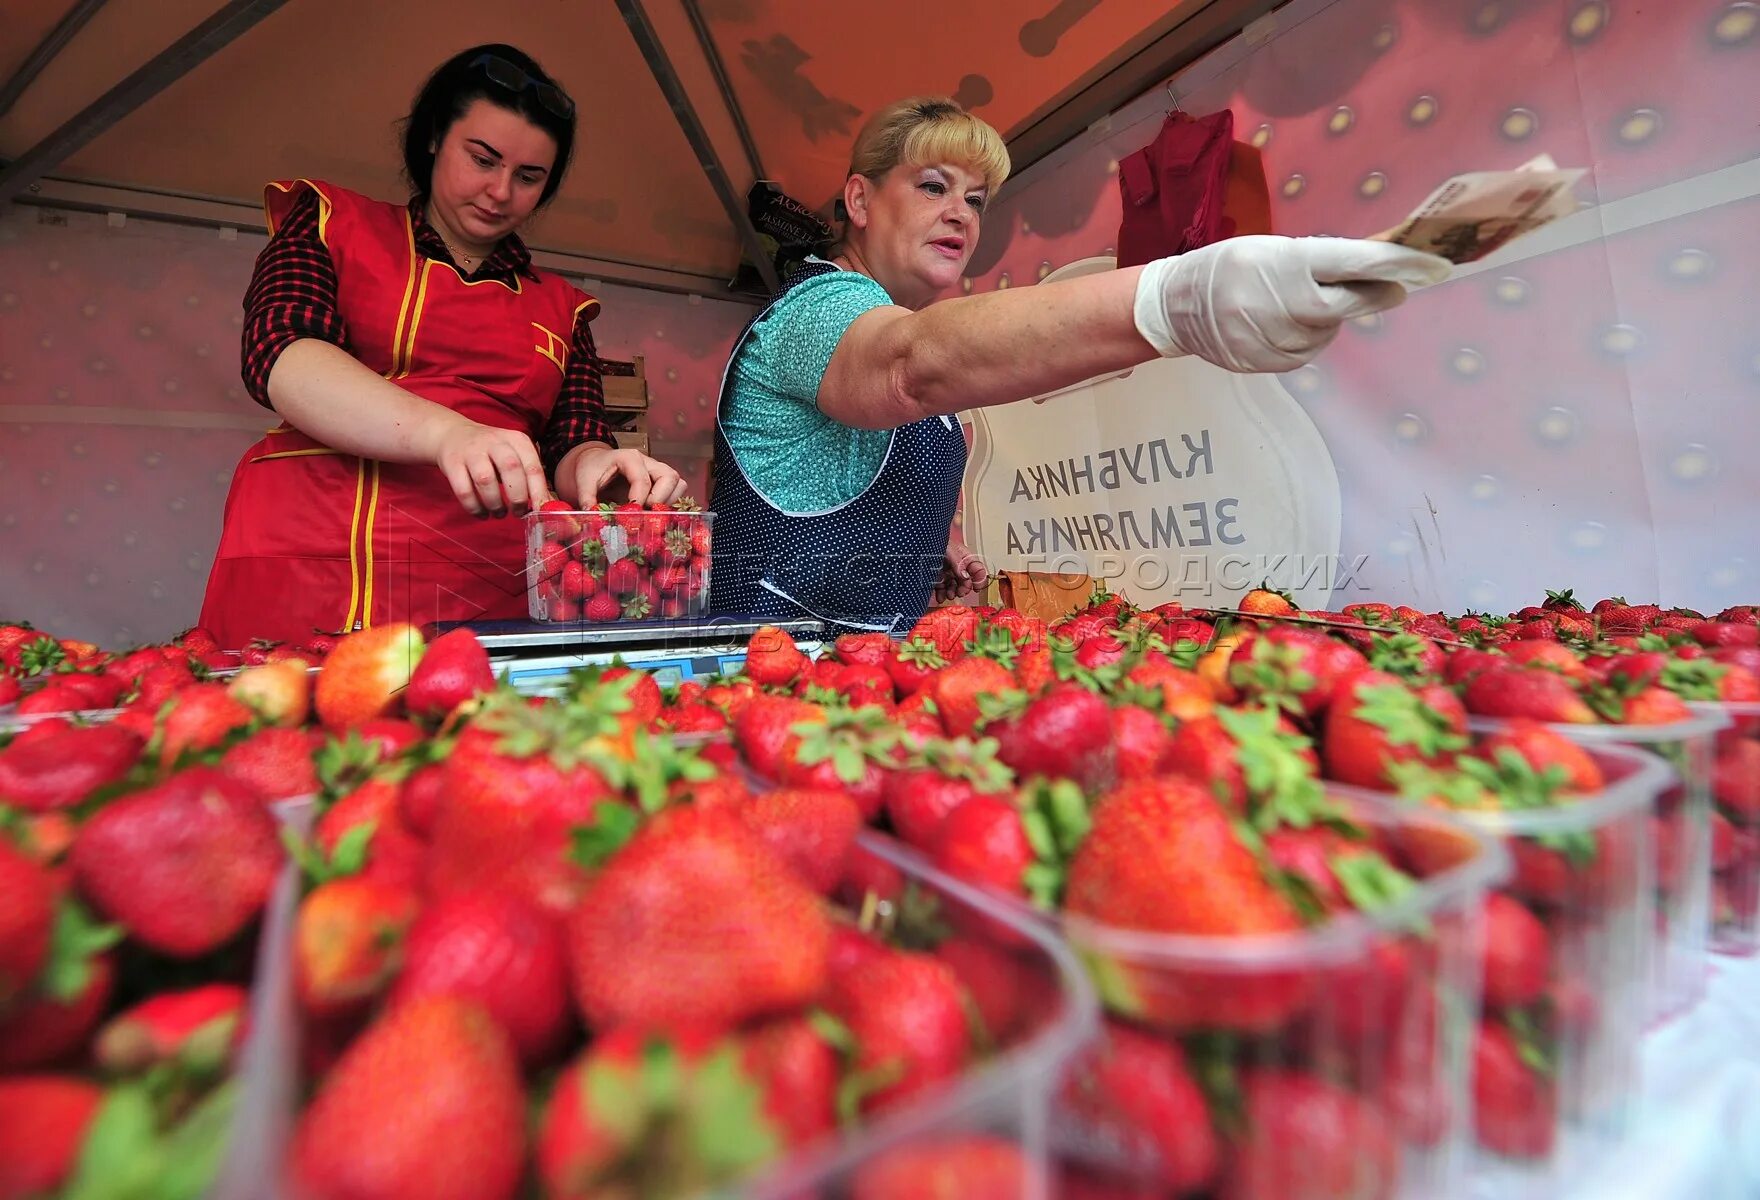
[600,354,648,411]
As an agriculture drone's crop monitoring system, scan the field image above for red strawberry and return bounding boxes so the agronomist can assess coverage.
[986,684,1115,791]
[911,605,980,662]
[600,666,663,725]
[833,632,898,668]
[927,655,1014,737]
[827,945,971,1113]
[229,658,312,726]
[1162,714,1250,808]
[289,997,527,1200]
[1713,738,1760,820]
[0,841,56,1009]
[1059,1021,1220,1195]
[70,767,282,957]
[741,1016,839,1147]
[731,694,826,781]
[537,1027,782,1196]
[739,787,862,894]
[602,557,644,599]
[157,681,257,766]
[1482,893,1550,1009]
[388,891,570,1066]
[0,1075,103,1199]
[568,805,831,1031]
[1472,1020,1556,1159]
[314,623,426,731]
[934,935,1044,1044]
[851,1136,1038,1200]
[1476,720,1605,792]
[744,625,810,688]
[1323,672,1468,788]
[1262,828,1361,913]
[0,952,117,1072]
[315,777,426,890]
[94,982,248,1074]
[218,726,322,803]
[295,876,420,1018]
[930,793,1032,898]
[405,628,495,720]
[1064,778,1307,1030]
[1111,703,1174,780]
[582,590,620,622]
[1225,1071,1400,1200]
[1694,622,1759,648]
[888,637,947,695]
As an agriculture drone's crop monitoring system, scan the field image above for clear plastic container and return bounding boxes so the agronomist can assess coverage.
[1039,792,1508,1200]
[1473,710,1729,1026]
[1699,701,1760,957]
[526,508,714,624]
[259,828,1098,1199]
[1335,744,1668,1199]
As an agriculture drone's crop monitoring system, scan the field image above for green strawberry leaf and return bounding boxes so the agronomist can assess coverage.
[805,1008,856,1054]
[1367,633,1438,683]
[1330,852,1418,915]
[1353,684,1468,756]
[150,1078,241,1200]
[61,1083,163,1200]
[42,897,124,1002]
[1535,828,1599,867]
[690,1045,783,1176]
[1504,1007,1556,1078]
[836,1060,906,1126]
[1660,657,1726,701]
[570,804,642,870]
[327,821,377,879]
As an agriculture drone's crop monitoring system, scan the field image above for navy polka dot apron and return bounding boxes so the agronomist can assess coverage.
[709,263,967,636]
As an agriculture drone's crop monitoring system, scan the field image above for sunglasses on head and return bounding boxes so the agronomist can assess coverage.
[468,53,575,119]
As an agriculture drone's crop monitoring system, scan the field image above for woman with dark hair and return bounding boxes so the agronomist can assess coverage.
[200,44,686,647]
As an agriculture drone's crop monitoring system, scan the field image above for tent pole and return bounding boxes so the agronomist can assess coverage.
[679,0,767,182]
[0,0,113,121]
[616,0,782,295]
[0,0,290,207]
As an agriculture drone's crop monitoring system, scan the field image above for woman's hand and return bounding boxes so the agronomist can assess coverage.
[1134,236,1453,373]
[561,443,689,509]
[430,417,550,517]
[935,536,990,605]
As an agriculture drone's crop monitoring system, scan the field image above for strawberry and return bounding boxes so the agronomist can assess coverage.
[537,1027,782,1197]
[0,948,117,1072]
[1163,715,1251,809]
[1064,778,1308,1030]
[1694,622,1760,648]
[1059,1020,1219,1195]
[1481,893,1550,1009]
[850,1136,1038,1200]
[535,497,582,536]
[1233,626,1366,715]
[1111,703,1174,780]
[94,982,248,1074]
[985,684,1115,791]
[739,787,862,894]
[1262,827,1362,914]
[1463,665,1597,724]
[1472,1019,1556,1159]
[829,662,896,708]
[888,637,946,695]
[405,628,495,720]
[911,605,980,662]
[743,625,810,688]
[228,658,311,725]
[314,623,426,731]
[218,726,322,803]
[0,1076,103,1199]
[156,682,257,766]
[602,557,645,599]
[1714,738,1760,820]
[568,805,831,1031]
[1239,586,1298,616]
[930,793,1032,898]
[1597,600,1663,634]
[934,935,1043,1044]
[1323,672,1468,788]
[312,777,426,889]
[882,738,1012,849]
[582,590,621,622]
[1123,658,1216,721]
[833,632,897,668]
[926,655,1014,737]
[70,767,282,957]
[741,1016,839,1147]
[732,694,826,781]
[1603,684,1692,724]
[1502,639,1588,678]
[388,891,570,1067]
[1226,1071,1399,1200]
[827,945,971,1114]
[0,840,56,1009]
[621,581,659,621]
[294,876,420,1018]
[289,997,527,1200]
[426,695,627,913]
[128,658,197,712]
[537,539,570,584]
[1475,720,1604,792]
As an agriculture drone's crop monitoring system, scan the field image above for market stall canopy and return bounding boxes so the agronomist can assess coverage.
[0,0,1280,296]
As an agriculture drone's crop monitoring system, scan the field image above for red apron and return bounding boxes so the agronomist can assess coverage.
[199,180,597,649]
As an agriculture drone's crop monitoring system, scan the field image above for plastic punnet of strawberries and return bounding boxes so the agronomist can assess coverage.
[724,594,1513,1200]
[526,499,713,624]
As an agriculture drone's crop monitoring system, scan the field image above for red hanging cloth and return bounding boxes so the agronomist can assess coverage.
[1117,108,1273,268]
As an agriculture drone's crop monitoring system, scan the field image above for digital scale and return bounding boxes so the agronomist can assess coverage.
[437,616,826,695]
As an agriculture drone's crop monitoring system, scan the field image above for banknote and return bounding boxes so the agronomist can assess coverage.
[1370,154,1587,264]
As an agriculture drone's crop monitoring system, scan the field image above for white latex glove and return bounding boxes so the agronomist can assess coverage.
[1134,236,1453,373]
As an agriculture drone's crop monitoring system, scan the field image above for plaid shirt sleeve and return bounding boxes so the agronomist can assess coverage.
[239,187,347,409]
[539,308,615,476]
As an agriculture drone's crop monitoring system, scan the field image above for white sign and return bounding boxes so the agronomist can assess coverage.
[962,257,1344,610]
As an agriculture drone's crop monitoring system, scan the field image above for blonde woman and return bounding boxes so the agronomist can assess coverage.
[708,97,1447,635]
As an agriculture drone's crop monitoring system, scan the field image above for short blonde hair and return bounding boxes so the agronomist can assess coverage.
[848,97,1011,195]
